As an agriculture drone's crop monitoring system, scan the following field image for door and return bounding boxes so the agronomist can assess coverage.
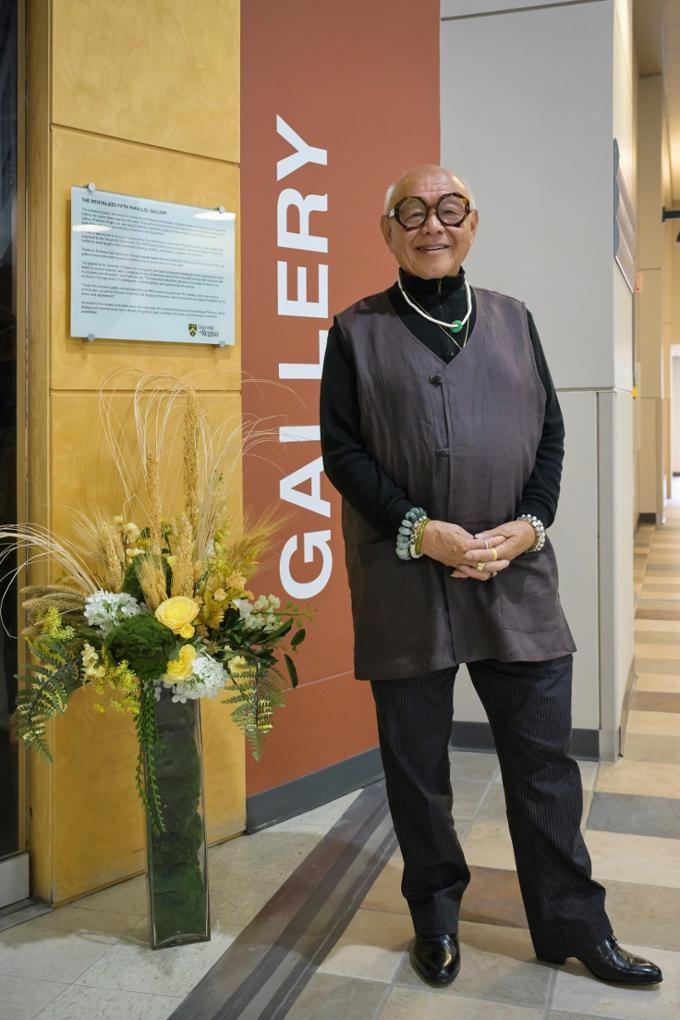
[0,0,28,908]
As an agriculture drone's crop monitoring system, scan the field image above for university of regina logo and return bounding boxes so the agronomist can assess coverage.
[188,323,197,337]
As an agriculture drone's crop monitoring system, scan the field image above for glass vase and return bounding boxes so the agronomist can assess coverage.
[144,688,210,949]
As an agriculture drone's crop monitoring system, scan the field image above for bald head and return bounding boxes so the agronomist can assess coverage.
[380,164,479,280]
[384,165,475,215]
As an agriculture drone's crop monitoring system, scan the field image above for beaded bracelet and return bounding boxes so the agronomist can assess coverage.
[395,507,428,560]
[516,513,546,553]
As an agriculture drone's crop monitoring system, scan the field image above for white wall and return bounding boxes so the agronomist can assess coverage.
[672,357,680,474]
[442,0,635,754]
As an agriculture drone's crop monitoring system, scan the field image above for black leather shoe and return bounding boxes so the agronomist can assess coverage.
[539,935,663,985]
[409,933,461,986]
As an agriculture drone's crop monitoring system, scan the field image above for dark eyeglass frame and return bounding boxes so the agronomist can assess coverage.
[387,192,472,231]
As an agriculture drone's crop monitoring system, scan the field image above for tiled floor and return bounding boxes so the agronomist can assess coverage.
[3,510,680,1018]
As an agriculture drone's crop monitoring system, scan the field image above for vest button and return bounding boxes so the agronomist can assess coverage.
[435,448,450,458]
[429,374,443,385]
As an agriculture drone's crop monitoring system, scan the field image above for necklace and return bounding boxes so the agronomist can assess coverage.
[398,277,472,333]
[400,285,473,352]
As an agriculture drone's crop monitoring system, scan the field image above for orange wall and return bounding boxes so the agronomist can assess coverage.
[241,0,440,796]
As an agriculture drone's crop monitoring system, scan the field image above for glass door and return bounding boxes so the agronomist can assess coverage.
[0,0,28,908]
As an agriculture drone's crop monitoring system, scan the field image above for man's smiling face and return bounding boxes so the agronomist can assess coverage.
[380,166,478,280]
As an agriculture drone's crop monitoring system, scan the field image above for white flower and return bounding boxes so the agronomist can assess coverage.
[192,654,228,698]
[234,598,253,621]
[84,590,146,635]
[155,653,228,704]
[253,595,268,611]
[264,613,279,632]
[267,594,281,610]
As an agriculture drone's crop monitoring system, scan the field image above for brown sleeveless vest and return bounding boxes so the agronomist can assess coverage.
[334,286,576,681]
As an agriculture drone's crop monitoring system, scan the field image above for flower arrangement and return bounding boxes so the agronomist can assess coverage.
[1,378,308,836]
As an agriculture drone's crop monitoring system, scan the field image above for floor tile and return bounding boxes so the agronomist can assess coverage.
[634,658,680,674]
[627,710,680,737]
[623,733,680,764]
[33,986,181,1020]
[585,829,680,888]
[75,876,147,916]
[378,986,543,1019]
[0,974,69,1020]
[459,865,527,930]
[449,750,500,781]
[631,691,680,713]
[317,908,412,983]
[0,908,142,983]
[492,759,598,791]
[463,820,516,870]
[586,791,680,839]
[394,920,550,1007]
[603,878,680,952]
[548,1013,608,1020]
[635,627,680,641]
[73,925,241,997]
[636,609,680,621]
[596,760,680,799]
[635,673,680,692]
[449,779,492,820]
[361,855,408,916]
[551,941,677,1018]
[285,972,388,1020]
[635,641,680,656]
[635,619,680,632]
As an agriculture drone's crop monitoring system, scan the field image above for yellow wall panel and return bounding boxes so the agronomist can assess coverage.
[50,127,240,393]
[48,390,246,902]
[27,0,244,904]
[52,0,239,164]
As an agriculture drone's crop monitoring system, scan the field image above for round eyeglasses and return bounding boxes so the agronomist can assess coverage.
[388,192,472,231]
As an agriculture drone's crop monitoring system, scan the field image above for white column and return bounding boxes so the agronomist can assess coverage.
[440,0,635,758]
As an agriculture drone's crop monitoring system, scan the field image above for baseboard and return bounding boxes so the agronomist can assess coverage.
[637,512,657,524]
[246,747,384,832]
[450,720,600,760]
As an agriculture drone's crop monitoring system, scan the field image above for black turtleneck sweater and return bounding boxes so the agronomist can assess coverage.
[320,267,565,539]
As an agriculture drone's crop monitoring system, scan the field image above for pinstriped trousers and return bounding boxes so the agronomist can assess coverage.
[370,654,614,959]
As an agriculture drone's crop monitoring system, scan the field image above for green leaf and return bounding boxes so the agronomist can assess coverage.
[284,653,299,689]
[290,628,306,648]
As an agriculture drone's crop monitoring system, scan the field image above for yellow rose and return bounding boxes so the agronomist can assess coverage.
[155,596,200,634]
[228,655,249,677]
[165,644,197,682]
[179,623,195,639]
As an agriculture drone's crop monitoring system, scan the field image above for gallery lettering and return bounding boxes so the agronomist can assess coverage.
[275,115,332,599]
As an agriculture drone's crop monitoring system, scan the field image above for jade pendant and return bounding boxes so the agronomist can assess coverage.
[450,321,463,333]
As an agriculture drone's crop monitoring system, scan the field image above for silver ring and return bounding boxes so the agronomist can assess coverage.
[483,539,489,550]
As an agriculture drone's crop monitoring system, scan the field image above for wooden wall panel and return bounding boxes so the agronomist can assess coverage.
[52,0,239,163]
[26,0,244,903]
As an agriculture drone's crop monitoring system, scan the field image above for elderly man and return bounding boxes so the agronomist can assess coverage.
[319,165,662,989]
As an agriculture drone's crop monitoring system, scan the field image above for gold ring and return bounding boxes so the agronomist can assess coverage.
[476,562,486,573]
[492,549,498,561]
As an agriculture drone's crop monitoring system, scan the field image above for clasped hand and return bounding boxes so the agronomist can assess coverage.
[420,519,536,582]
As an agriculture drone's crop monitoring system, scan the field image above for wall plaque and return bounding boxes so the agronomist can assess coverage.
[70,185,235,345]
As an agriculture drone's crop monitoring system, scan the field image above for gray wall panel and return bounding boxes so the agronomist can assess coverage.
[440,1,614,390]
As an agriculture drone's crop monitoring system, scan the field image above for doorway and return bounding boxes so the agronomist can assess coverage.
[0,0,28,907]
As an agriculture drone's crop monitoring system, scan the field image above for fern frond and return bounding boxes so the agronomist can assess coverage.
[14,649,84,758]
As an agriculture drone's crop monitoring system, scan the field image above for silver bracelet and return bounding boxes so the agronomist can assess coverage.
[516,513,546,552]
